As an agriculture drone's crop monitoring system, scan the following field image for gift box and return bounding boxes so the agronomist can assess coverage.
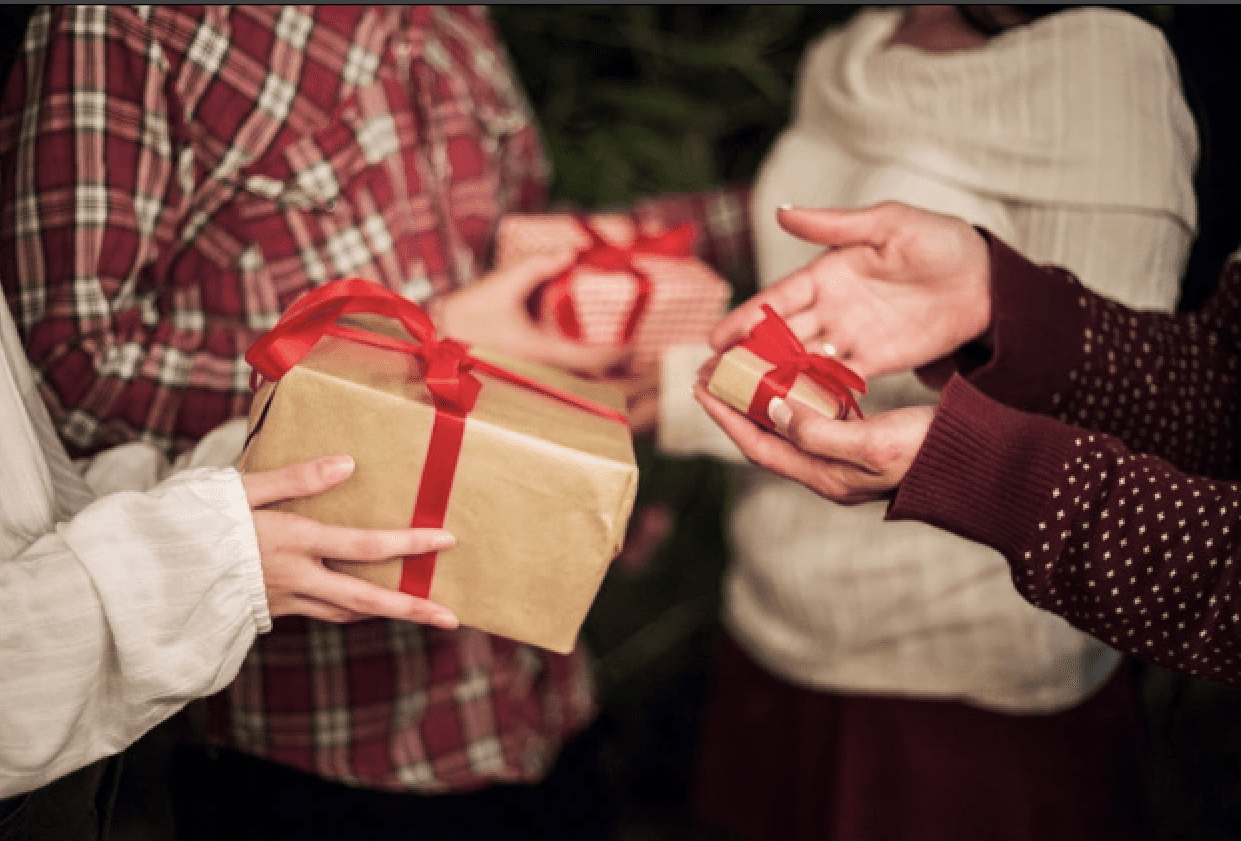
[707,304,866,430]
[494,213,732,367]
[238,278,638,653]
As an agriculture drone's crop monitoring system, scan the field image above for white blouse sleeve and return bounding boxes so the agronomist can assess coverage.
[0,302,269,799]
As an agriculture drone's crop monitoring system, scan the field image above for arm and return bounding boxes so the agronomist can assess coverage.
[890,376,1241,686]
[0,292,457,797]
[697,205,1241,681]
[957,237,1241,479]
[712,202,1241,475]
[0,7,200,456]
[0,467,265,799]
[1,452,460,799]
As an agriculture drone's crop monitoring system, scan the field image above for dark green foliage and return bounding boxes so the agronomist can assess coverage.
[491,5,858,208]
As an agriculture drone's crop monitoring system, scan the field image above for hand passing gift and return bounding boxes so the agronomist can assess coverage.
[703,304,866,431]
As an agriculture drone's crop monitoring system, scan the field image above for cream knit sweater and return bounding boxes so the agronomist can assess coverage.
[662,7,1198,712]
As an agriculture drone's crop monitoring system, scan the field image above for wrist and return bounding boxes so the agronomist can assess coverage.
[967,226,997,344]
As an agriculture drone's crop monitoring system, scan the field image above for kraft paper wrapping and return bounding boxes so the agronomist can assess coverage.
[707,345,847,429]
[495,213,731,367]
[238,318,638,654]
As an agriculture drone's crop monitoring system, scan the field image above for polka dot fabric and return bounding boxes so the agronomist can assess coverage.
[893,239,1241,683]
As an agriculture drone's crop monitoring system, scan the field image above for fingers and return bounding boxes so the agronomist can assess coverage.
[770,398,873,473]
[694,385,895,504]
[694,383,797,470]
[709,275,814,351]
[270,566,460,627]
[304,566,459,627]
[775,203,897,250]
[243,455,356,508]
[268,513,457,562]
[271,594,368,623]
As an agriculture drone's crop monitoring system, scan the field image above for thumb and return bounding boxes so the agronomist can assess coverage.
[243,454,356,509]
[776,203,897,251]
[767,397,854,462]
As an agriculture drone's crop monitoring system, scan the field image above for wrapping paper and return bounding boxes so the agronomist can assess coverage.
[238,278,639,653]
[495,213,731,367]
[707,305,866,430]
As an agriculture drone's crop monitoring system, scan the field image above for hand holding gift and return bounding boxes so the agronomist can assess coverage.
[692,303,932,506]
[494,213,732,371]
[240,278,637,652]
[709,203,992,382]
[245,455,459,626]
[430,249,631,377]
[705,303,866,428]
[694,201,999,504]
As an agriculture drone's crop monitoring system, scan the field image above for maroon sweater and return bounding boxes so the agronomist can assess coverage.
[890,237,1241,685]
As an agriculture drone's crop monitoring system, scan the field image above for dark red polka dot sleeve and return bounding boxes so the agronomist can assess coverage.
[891,237,1241,683]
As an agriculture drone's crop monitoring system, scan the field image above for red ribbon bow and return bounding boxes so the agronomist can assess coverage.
[542,216,698,343]
[740,304,866,424]
[246,277,627,597]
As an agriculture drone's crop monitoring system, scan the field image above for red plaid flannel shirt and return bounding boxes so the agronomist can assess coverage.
[0,5,754,792]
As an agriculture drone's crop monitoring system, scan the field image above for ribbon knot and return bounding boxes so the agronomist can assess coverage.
[422,337,479,413]
[543,216,698,343]
[741,304,866,420]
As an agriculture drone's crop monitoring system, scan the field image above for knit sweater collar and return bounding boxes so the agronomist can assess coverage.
[795,7,1197,229]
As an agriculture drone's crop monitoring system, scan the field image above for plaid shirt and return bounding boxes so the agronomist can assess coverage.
[0,5,754,792]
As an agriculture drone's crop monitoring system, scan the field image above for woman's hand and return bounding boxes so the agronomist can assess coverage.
[432,250,631,376]
[711,202,993,380]
[693,379,934,504]
[242,455,459,626]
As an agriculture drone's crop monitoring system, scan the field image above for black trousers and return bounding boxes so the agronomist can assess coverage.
[0,756,123,841]
[170,721,615,841]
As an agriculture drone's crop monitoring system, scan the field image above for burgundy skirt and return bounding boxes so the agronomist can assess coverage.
[692,633,1151,841]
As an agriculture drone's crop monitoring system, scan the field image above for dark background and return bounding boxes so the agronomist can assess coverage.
[0,4,1238,840]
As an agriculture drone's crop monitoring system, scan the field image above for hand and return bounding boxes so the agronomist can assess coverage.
[433,250,631,376]
[693,380,934,504]
[710,202,992,380]
[242,455,460,626]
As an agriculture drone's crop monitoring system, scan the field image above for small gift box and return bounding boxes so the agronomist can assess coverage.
[237,278,639,653]
[708,304,866,430]
[494,213,732,368]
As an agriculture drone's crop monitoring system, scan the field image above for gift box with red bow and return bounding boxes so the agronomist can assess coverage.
[494,213,732,368]
[237,277,638,653]
[708,305,867,429]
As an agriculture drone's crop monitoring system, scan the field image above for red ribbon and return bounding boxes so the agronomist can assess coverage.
[541,216,698,343]
[246,277,628,598]
[740,304,866,426]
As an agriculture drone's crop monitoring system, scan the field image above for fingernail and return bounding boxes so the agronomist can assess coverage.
[430,605,459,629]
[778,203,795,212]
[768,397,792,435]
[431,532,457,551]
[322,455,355,481]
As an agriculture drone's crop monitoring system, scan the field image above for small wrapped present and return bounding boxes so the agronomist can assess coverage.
[494,213,731,368]
[708,304,866,430]
[238,278,639,653]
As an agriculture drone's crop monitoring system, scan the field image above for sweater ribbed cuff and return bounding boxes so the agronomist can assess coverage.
[889,376,1076,575]
[966,234,1093,414]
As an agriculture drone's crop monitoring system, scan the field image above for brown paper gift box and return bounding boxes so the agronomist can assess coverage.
[238,315,639,654]
[494,213,731,367]
[707,345,850,431]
